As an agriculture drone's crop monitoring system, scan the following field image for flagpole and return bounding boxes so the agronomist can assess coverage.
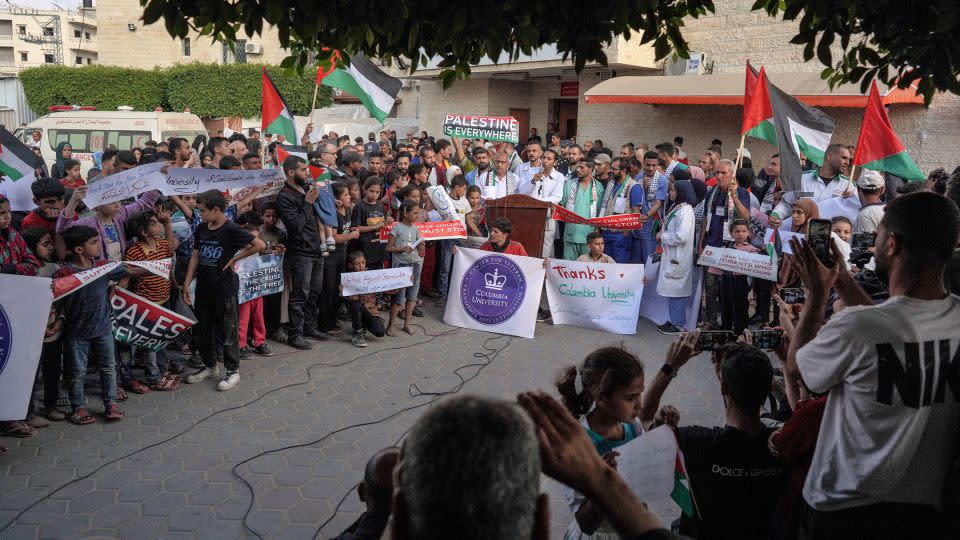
[734,133,746,170]
[310,82,320,114]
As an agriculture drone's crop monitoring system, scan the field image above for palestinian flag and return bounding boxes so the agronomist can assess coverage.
[261,67,298,143]
[276,145,330,182]
[315,48,342,84]
[320,53,402,123]
[671,451,695,518]
[742,62,776,145]
[0,128,39,211]
[853,80,924,181]
[768,78,836,193]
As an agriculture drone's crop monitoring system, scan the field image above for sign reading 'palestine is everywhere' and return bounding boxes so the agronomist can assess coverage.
[442,115,519,144]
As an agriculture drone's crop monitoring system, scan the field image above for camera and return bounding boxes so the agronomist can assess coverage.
[780,287,805,304]
[751,329,783,350]
[696,331,737,351]
[849,232,876,268]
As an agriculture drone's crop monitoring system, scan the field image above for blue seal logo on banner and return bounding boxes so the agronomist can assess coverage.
[460,254,526,325]
[0,304,11,376]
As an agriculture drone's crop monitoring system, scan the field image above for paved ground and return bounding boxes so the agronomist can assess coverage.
[0,305,725,539]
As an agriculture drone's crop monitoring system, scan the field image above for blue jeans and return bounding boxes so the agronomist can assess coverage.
[393,262,422,304]
[668,297,688,328]
[602,230,632,263]
[437,240,455,298]
[631,234,658,264]
[65,334,117,409]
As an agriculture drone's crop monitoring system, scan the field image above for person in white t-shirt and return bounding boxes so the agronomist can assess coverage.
[854,169,886,234]
[786,191,960,540]
[521,149,566,258]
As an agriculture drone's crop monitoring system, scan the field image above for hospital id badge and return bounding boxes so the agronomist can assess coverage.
[614,197,626,214]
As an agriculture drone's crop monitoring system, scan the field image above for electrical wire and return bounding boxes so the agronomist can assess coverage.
[0,325,514,539]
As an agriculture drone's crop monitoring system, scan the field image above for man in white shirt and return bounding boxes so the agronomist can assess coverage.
[854,169,886,234]
[476,151,519,200]
[771,144,853,224]
[787,191,960,539]
[515,141,544,190]
[521,149,565,258]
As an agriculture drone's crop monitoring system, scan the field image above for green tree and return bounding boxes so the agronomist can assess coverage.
[139,0,959,104]
[20,65,168,113]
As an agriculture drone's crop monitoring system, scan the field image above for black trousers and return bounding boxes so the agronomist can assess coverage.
[720,273,750,335]
[285,253,324,338]
[193,276,240,372]
[348,300,386,337]
[318,255,344,332]
[28,338,63,416]
[801,501,943,540]
[263,292,283,337]
[753,277,774,322]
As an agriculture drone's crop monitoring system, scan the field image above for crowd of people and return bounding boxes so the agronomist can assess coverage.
[2,123,959,540]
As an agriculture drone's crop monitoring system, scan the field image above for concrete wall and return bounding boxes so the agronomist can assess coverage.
[416,77,490,134]
[577,0,960,174]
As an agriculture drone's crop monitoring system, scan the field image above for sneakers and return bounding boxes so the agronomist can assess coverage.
[104,403,124,422]
[325,236,336,249]
[287,335,313,350]
[185,365,219,384]
[239,347,253,360]
[351,330,367,348]
[40,407,66,422]
[268,329,288,344]
[217,370,240,391]
[657,322,683,335]
[253,343,274,357]
[537,308,552,323]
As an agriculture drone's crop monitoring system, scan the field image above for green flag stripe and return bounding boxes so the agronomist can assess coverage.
[323,68,389,123]
[861,152,925,182]
[266,114,297,142]
[0,159,27,181]
[746,120,777,146]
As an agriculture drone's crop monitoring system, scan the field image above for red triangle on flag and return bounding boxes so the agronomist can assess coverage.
[742,62,774,135]
[853,80,907,166]
[315,48,342,84]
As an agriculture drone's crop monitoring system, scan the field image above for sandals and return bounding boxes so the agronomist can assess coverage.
[104,404,123,422]
[116,388,128,402]
[0,420,38,437]
[149,373,180,392]
[41,407,66,422]
[126,380,151,394]
[326,328,344,336]
[68,408,95,425]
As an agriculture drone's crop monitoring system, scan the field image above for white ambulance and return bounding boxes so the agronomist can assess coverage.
[16,108,207,177]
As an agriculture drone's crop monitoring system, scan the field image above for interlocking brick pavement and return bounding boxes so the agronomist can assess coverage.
[0,306,726,539]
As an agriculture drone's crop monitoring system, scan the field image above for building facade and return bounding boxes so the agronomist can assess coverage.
[0,3,98,76]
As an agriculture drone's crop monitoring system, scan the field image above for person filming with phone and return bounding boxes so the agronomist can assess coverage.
[786,191,960,540]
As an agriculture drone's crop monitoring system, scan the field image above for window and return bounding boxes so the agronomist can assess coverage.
[49,129,151,152]
[84,32,91,40]
[181,37,190,57]
[86,58,91,65]
[234,39,247,63]
[20,52,26,62]
[74,30,82,38]
[16,25,25,35]
[43,26,54,37]
[75,56,82,64]
[44,53,54,63]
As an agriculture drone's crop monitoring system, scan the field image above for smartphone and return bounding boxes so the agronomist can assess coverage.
[780,287,806,304]
[696,330,737,351]
[807,218,834,267]
[752,329,783,350]
[851,232,876,252]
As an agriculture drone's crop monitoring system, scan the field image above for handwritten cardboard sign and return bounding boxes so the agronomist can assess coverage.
[341,266,414,296]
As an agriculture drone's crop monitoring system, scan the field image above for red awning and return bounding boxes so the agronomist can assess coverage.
[584,72,924,108]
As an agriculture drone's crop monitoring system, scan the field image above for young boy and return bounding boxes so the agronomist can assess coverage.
[351,178,389,270]
[831,215,853,245]
[55,225,143,424]
[259,203,287,342]
[58,185,161,262]
[234,211,274,359]
[21,178,66,235]
[720,219,759,335]
[59,158,85,189]
[182,190,265,392]
[121,210,177,392]
[577,231,616,263]
[341,251,389,347]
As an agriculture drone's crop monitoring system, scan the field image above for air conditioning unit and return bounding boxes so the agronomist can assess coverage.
[664,52,706,76]
[597,69,614,81]
[244,43,263,55]
[402,79,419,89]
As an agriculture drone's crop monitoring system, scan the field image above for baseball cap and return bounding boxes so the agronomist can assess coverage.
[857,169,885,189]
[593,153,611,164]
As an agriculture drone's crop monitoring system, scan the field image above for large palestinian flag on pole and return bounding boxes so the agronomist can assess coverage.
[261,67,298,143]
[320,53,402,123]
[0,128,39,211]
[768,78,836,193]
[853,80,924,181]
[742,62,776,145]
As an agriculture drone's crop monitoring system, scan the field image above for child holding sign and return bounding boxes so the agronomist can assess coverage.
[720,219,761,335]
[385,200,424,336]
[341,251,388,347]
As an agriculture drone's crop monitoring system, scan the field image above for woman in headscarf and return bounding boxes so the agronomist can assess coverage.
[49,142,72,179]
[777,198,820,291]
[656,180,697,333]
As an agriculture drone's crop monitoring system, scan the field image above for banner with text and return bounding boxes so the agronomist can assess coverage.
[83,162,166,208]
[443,248,545,338]
[551,204,645,230]
[442,115,519,144]
[230,176,285,206]
[341,266,414,296]
[53,259,172,301]
[235,254,284,303]
[697,245,778,281]
[110,288,195,352]
[378,220,468,242]
[0,275,52,420]
[163,167,283,196]
[546,259,645,334]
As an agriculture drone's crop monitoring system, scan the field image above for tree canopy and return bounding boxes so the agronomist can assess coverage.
[140,0,959,104]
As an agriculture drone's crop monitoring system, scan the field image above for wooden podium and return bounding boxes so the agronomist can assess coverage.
[484,194,552,257]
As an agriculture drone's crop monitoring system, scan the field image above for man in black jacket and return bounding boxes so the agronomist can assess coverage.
[275,154,330,350]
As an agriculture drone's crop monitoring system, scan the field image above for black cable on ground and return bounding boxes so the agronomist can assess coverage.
[0,324,468,535]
